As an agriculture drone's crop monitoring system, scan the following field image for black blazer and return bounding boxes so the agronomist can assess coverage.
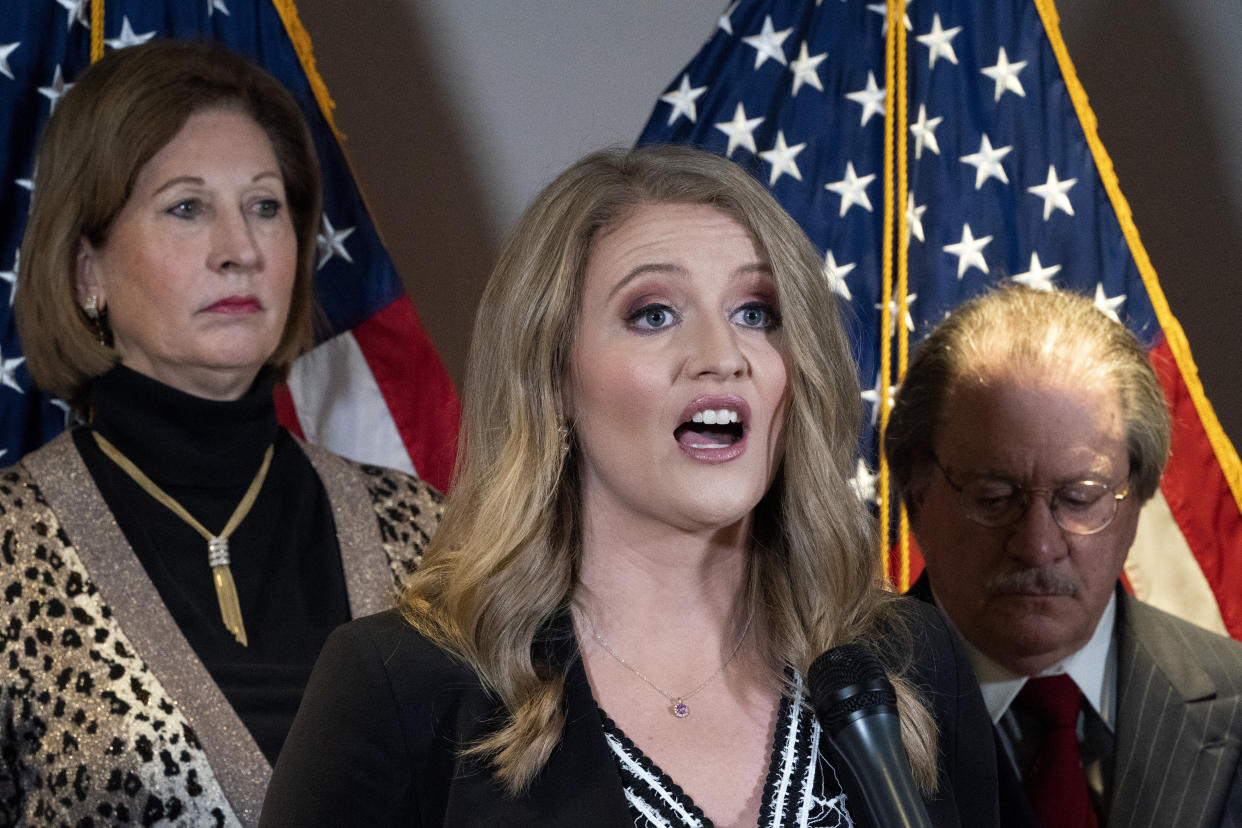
[907,573,1038,828]
[910,574,1242,828]
[260,599,1000,827]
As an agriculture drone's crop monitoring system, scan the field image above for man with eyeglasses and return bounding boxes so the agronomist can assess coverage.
[886,285,1242,828]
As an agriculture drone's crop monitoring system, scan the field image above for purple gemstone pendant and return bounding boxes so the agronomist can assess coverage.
[673,700,689,718]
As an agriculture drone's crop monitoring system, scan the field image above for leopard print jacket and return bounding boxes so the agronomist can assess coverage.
[0,433,442,827]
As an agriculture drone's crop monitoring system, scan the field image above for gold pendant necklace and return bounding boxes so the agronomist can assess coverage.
[578,607,754,718]
[93,431,273,647]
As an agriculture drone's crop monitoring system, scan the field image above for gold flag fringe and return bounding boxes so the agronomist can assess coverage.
[1032,0,1242,516]
[90,0,104,62]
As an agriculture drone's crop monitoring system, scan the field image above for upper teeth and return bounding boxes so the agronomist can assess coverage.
[691,409,740,425]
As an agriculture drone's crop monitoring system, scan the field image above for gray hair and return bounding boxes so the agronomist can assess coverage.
[886,285,1171,505]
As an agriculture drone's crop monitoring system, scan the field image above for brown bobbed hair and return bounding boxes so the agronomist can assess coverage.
[16,38,322,410]
[886,284,1172,511]
[402,144,937,794]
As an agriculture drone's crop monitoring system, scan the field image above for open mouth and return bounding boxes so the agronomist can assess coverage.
[675,407,745,450]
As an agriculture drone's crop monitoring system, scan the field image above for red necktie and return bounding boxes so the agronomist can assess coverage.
[1016,674,1099,828]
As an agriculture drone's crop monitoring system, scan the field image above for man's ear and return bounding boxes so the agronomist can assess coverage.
[904,462,935,524]
[74,238,106,308]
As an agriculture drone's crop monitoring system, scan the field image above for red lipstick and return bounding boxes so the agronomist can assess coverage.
[204,296,261,314]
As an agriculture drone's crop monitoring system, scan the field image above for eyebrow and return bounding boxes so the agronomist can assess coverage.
[606,261,772,300]
[965,468,1116,487]
[152,170,282,197]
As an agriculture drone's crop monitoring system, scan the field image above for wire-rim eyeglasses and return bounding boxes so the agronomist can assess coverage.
[932,456,1129,536]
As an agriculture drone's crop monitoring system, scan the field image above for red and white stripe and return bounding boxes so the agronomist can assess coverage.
[275,297,460,493]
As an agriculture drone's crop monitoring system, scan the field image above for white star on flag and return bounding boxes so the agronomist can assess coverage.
[208,0,230,15]
[760,131,806,185]
[875,292,918,336]
[0,42,19,81]
[717,1,739,36]
[960,134,1012,189]
[1011,252,1060,291]
[867,2,912,36]
[316,215,355,270]
[906,194,927,243]
[789,41,827,95]
[16,176,34,192]
[1,251,19,307]
[38,65,72,114]
[846,71,885,127]
[909,104,942,159]
[1093,283,1126,322]
[106,17,157,51]
[981,47,1027,101]
[861,370,896,426]
[50,399,72,429]
[659,74,707,126]
[714,102,764,157]
[917,14,962,69]
[823,251,856,301]
[1027,165,1077,220]
[944,224,992,279]
[825,162,876,216]
[849,459,879,505]
[742,15,792,69]
[0,350,24,395]
[56,0,89,30]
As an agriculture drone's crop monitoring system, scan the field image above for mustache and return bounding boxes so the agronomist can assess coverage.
[985,567,1082,599]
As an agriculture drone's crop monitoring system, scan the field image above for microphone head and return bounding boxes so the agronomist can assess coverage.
[808,643,898,735]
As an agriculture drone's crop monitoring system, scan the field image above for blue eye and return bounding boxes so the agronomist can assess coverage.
[732,302,781,330]
[627,303,678,331]
[254,198,283,219]
[167,199,203,219]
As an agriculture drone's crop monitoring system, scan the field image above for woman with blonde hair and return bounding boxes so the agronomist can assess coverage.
[1,40,439,826]
[263,145,997,827]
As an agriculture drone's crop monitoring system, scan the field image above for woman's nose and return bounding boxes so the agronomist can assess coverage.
[684,316,746,380]
[210,212,262,272]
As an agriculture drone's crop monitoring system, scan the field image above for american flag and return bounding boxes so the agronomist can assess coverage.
[0,0,460,492]
[638,0,1242,638]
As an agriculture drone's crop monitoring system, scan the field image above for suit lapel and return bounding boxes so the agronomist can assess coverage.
[529,650,637,826]
[442,612,634,826]
[908,574,1039,828]
[1109,592,1241,828]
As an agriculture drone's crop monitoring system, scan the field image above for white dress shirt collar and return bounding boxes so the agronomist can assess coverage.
[941,591,1118,731]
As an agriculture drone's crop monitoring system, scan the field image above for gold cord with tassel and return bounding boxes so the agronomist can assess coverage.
[93,431,273,647]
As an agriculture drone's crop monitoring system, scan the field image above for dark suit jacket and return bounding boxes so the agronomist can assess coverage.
[260,599,1000,827]
[910,575,1242,828]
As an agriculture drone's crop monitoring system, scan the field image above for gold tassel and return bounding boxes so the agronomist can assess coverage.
[212,560,248,647]
[94,433,269,648]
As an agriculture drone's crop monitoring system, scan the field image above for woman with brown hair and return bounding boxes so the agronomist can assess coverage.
[263,145,999,827]
[0,40,439,826]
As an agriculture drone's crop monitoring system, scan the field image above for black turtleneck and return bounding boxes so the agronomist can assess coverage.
[73,365,351,765]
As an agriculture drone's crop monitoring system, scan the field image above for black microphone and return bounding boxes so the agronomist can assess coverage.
[808,644,934,828]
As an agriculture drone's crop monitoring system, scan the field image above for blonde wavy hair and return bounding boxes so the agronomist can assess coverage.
[402,144,936,794]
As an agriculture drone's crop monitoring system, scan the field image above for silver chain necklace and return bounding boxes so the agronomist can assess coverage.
[578,606,755,718]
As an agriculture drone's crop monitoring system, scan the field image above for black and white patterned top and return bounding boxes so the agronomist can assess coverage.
[600,672,854,828]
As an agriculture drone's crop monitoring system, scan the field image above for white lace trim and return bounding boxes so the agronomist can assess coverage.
[602,672,853,828]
